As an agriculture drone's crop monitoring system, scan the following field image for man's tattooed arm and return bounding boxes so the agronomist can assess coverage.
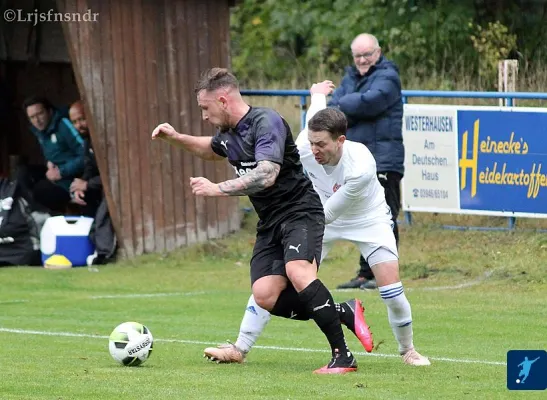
[218,160,280,196]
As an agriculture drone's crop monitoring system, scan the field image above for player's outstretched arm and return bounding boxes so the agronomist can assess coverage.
[151,122,223,161]
[218,160,280,196]
[189,161,280,197]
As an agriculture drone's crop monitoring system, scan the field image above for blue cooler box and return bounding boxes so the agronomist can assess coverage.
[40,216,95,267]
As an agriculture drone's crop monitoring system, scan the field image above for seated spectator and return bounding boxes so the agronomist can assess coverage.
[68,100,102,217]
[22,96,85,214]
[68,100,116,265]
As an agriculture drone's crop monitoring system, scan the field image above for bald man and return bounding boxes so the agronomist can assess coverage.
[328,33,405,291]
[68,101,101,217]
[68,100,89,138]
[68,101,116,265]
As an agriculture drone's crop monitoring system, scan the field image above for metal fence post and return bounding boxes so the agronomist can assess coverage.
[300,95,307,131]
[506,96,516,229]
[405,211,413,225]
[401,95,412,225]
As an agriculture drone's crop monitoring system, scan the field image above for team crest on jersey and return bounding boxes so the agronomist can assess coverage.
[332,183,341,192]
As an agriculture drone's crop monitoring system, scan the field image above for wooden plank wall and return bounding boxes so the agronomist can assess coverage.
[57,0,241,257]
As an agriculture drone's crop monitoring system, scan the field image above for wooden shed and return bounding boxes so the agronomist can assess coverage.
[0,0,241,257]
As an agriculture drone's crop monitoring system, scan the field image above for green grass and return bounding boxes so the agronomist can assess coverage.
[1,212,546,399]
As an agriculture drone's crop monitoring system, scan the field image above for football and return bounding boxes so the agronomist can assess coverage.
[108,321,154,366]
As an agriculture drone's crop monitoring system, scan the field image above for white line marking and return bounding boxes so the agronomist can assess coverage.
[415,281,484,291]
[0,300,28,304]
[332,271,495,293]
[416,270,494,292]
[89,291,208,299]
[0,327,505,366]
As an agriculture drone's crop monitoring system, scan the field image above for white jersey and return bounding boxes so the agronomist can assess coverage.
[295,94,392,229]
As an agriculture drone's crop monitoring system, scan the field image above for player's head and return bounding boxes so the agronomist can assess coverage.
[307,108,347,166]
[351,33,381,75]
[23,95,53,131]
[195,68,241,130]
[69,100,89,136]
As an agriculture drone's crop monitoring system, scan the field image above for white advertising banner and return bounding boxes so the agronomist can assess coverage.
[402,105,460,212]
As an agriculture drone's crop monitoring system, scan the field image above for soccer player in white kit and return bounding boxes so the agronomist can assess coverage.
[204,81,430,367]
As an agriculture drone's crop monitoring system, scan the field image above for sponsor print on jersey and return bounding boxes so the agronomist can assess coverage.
[231,160,258,177]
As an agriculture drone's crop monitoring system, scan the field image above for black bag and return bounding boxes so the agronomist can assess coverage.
[88,196,117,264]
[0,178,41,266]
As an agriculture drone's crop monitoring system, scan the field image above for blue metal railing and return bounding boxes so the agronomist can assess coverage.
[241,89,547,231]
[241,89,547,130]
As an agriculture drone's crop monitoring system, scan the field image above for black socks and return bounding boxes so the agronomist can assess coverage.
[298,279,349,355]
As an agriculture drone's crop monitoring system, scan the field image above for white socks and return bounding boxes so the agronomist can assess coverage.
[234,285,414,355]
[234,295,271,353]
[379,282,414,354]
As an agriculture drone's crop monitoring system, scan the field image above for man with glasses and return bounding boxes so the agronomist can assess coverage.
[329,33,405,292]
[21,96,85,214]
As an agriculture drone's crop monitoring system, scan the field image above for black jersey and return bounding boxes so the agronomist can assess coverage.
[211,107,323,231]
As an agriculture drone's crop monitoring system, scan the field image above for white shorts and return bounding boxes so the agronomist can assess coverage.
[321,220,398,266]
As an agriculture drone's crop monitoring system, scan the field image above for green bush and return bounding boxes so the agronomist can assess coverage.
[470,21,517,88]
[230,0,546,88]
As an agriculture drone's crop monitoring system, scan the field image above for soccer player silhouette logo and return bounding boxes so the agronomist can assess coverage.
[517,356,540,384]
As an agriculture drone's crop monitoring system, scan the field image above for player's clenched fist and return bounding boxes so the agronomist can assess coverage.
[310,80,335,96]
[190,177,222,197]
[151,122,178,141]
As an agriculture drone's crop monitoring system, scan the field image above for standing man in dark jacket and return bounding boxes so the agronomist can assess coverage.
[328,33,404,290]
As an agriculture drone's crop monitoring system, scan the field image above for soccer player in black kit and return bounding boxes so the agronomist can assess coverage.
[151,68,363,374]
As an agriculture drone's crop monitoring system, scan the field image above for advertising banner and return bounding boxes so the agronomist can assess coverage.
[402,105,547,218]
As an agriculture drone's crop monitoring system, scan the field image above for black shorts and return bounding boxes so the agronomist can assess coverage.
[250,212,324,286]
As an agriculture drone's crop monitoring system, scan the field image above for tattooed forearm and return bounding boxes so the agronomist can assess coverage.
[219,160,280,196]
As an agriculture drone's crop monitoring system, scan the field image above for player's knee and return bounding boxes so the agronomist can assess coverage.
[252,276,286,311]
[252,292,277,311]
[371,259,400,287]
[285,259,317,292]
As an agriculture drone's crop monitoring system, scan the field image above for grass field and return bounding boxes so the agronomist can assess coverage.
[1,211,546,399]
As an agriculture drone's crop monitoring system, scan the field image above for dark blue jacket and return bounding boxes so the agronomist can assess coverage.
[328,56,404,175]
[30,109,85,191]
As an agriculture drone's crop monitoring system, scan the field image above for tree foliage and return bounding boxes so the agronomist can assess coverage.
[230,0,547,87]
